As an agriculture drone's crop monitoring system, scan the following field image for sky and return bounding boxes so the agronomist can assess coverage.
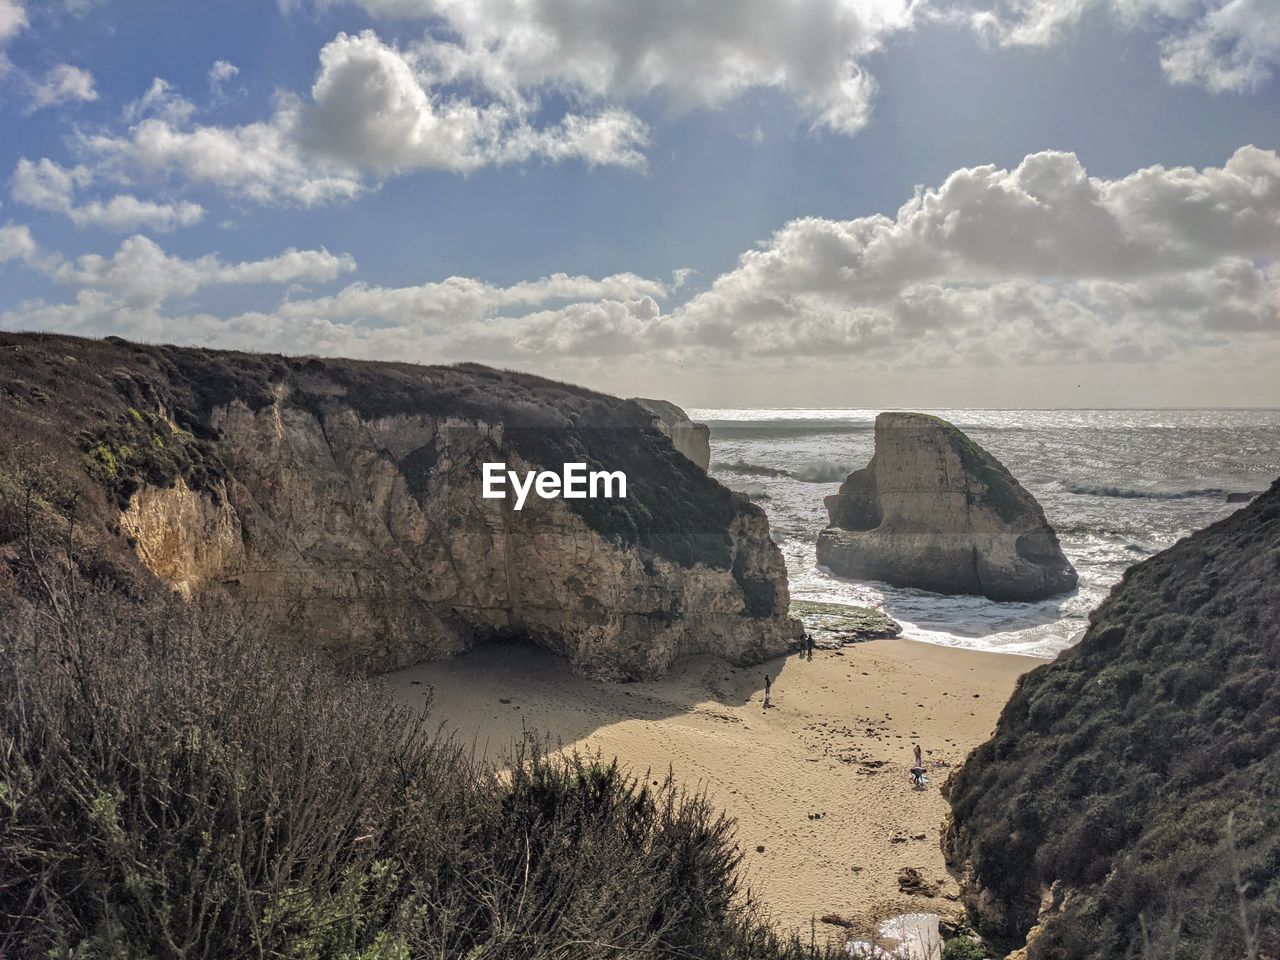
[0,0,1277,408]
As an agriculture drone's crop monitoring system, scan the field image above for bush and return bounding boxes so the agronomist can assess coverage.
[941,938,988,960]
[0,566,839,960]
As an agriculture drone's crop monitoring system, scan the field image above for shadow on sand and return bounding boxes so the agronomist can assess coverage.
[383,637,788,765]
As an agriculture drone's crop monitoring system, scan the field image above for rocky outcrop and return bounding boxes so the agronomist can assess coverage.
[0,334,801,679]
[789,600,901,648]
[816,413,1076,602]
[943,478,1280,960]
[634,398,711,471]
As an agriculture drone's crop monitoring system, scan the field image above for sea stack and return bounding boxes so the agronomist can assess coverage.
[634,398,711,471]
[816,412,1077,602]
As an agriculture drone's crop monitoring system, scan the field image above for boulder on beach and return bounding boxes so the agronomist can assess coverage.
[816,412,1077,602]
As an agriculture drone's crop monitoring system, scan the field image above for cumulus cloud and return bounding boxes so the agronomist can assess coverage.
[0,0,25,43]
[3,149,1277,379]
[25,62,97,111]
[293,30,648,173]
[82,111,366,207]
[299,0,918,136]
[1,3,96,111]
[42,235,356,308]
[1159,0,1280,91]
[12,157,205,231]
[972,0,1280,92]
[665,145,1280,363]
[79,30,650,207]
[0,223,37,263]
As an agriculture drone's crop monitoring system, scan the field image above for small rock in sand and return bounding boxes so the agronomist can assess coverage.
[897,867,940,897]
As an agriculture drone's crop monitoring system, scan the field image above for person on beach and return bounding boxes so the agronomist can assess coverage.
[911,744,927,789]
[805,634,814,661]
[763,674,772,708]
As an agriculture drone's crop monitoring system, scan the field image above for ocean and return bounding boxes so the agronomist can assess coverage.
[690,408,1280,659]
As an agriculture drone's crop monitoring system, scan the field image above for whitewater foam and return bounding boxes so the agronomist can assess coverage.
[694,408,1280,659]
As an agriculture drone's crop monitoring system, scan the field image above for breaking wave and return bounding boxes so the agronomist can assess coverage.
[792,459,851,483]
[712,458,853,483]
[712,460,790,478]
[1061,481,1256,501]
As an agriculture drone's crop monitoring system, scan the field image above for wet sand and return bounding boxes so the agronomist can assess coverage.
[386,638,1038,935]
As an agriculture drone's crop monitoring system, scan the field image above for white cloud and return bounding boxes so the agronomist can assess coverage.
[209,59,239,89]
[25,62,97,111]
[294,31,649,172]
[1159,0,1280,91]
[664,145,1280,362]
[0,223,36,263]
[973,0,1280,92]
[80,31,649,208]
[43,234,356,307]
[0,0,26,43]
[82,112,366,207]
[3,149,1277,381]
[124,77,198,125]
[12,157,205,232]
[302,0,918,136]
[261,271,669,331]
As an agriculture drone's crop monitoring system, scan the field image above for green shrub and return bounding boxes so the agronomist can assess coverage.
[941,938,988,960]
[0,568,836,960]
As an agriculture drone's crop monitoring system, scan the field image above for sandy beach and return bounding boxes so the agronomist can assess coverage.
[386,638,1039,936]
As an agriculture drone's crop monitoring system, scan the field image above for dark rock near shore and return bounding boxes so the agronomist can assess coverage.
[1226,490,1261,503]
[816,412,1077,602]
[790,600,902,648]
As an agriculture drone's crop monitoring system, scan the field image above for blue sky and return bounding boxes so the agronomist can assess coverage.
[1,0,1278,407]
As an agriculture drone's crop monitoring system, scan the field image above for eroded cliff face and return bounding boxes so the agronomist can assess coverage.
[11,336,798,679]
[816,412,1077,602]
[634,398,712,472]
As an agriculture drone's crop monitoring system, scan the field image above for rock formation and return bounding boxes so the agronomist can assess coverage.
[943,477,1280,960]
[789,600,901,648]
[0,333,801,679]
[634,398,711,471]
[816,412,1077,602]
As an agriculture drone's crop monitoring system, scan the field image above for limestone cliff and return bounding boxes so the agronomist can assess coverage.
[816,413,1077,602]
[942,478,1280,959]
[634,398,711,471]
[0,333,800,679]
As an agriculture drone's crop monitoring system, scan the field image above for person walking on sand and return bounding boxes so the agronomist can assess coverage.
[763,674,772,709]
[805,633,814,661]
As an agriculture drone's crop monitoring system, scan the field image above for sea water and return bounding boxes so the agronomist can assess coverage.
[690,408,1280,659]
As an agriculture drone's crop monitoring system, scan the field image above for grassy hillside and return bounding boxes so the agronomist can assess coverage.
[944,479,1280,959]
